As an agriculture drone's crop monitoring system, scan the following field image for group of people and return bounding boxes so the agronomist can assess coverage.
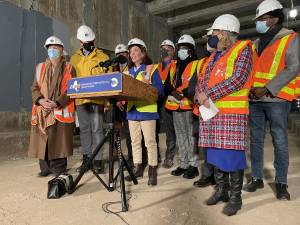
[28,0,299,216]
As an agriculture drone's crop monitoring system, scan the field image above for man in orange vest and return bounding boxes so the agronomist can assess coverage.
[244,0,300,201]
[165,34,199,179]
[157,40,177,168]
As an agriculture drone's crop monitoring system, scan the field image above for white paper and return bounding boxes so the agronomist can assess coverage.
[199,98,219,121]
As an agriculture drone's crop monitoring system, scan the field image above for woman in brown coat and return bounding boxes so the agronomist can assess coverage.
[28,36,75,177]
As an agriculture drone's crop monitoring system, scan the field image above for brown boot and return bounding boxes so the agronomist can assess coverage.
[148,166,157,186]
[125,163,143,181]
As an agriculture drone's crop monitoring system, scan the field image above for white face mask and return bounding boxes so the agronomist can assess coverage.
[206,43,215,53]
[177,49,189,60]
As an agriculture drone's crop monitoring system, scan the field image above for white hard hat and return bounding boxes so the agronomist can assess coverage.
[207,14,240,33]
[207,30,213,36]
[77,25,95,42]
[254,0,283,20]
[128,38,147,50]
[44,36,64,49]
[115,44,128,55]
[202,29,213,39]
[177,34,195,47]
[161,39,175,49]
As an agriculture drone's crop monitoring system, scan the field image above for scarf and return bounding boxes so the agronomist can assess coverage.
[36,58,66,134]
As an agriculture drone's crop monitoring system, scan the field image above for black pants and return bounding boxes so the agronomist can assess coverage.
[160,107,176,161]
[39,143,67,176]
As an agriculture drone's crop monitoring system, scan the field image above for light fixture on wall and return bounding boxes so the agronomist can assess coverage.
[289,0,298,18]
[289,8,298,18]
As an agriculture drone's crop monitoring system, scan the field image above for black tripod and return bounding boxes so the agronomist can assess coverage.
[69,99,138,212]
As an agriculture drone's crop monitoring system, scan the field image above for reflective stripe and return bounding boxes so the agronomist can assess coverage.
[253,81,265,87]
[215,101,249,108]
[228,89,249,96]
[54,110,74,118]
[255,72,275,80]
[281,85,295,95]
[225,41,248,78]
[35,63,44,84]
[270,35,290,75]
[191,60,198,75]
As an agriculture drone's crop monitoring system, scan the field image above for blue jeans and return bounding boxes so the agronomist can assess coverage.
[249,102,291,184]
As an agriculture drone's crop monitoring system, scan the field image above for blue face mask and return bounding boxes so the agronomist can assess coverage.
[48,48,61,59]
[207,35,219,49]
[256,21,270,34]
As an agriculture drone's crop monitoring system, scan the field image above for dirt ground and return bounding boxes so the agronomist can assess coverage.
[0,133,299,225]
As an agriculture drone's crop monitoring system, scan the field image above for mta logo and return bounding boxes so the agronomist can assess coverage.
[111,78,118,87]
[71,81,81,92]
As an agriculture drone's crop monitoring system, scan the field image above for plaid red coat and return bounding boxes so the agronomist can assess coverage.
[196,45,252,150]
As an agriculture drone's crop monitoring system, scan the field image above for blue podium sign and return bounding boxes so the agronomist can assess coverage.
[67,72,122,95]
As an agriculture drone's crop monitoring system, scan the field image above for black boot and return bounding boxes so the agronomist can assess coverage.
[193,175,216,188]
[125,163,143,182]
[183,166,199,179]
[148,166,158,186]
[93,160,105,174]
[206,169,229,205]
[171,167,188,176]
[276,183,290,200]
[223,170,244,216]
[243,177,264,192]
[76,155,91,173]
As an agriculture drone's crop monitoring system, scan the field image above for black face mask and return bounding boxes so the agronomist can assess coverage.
[207,35,219,49]
[160,48,169,59]
[83,42,95,52]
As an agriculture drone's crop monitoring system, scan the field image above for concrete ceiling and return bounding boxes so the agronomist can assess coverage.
[143,0,300,44]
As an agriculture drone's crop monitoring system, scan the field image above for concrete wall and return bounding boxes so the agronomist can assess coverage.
[7,0,170,59]
[1,0,170,127]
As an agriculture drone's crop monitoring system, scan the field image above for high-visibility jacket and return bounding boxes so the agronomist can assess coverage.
[253,32,300,101]
[127,64,159,113]
[192,57,209,116]
[203,40,253,115]
[70,48,110,105]
[157,60,176,84]
[165,60,202,111]
[31,62,75,125]
[296,76,300,97]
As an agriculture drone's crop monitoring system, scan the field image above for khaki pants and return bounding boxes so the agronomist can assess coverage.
[128,120,157,166]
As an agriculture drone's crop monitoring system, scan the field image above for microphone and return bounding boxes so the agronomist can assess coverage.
[98,55,128,68]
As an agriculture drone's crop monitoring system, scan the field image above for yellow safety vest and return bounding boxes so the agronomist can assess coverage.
[127,64,158,113]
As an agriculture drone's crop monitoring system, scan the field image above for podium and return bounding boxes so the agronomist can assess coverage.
[67,72,158,211]
[68,72,158,101]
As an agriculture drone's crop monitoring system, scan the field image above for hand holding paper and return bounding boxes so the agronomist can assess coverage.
[199,98,219,121]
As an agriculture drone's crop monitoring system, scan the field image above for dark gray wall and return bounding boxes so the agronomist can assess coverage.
[0,1,70,111]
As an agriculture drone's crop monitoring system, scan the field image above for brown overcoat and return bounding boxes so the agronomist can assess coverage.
[28,60,75,160]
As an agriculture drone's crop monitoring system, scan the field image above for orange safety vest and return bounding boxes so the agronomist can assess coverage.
[253,32,300,101]
[204,40,253,115]
[31,62,75,125]
[192,57,209,116]
[157,60,176,84]
[165,60,201,111]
